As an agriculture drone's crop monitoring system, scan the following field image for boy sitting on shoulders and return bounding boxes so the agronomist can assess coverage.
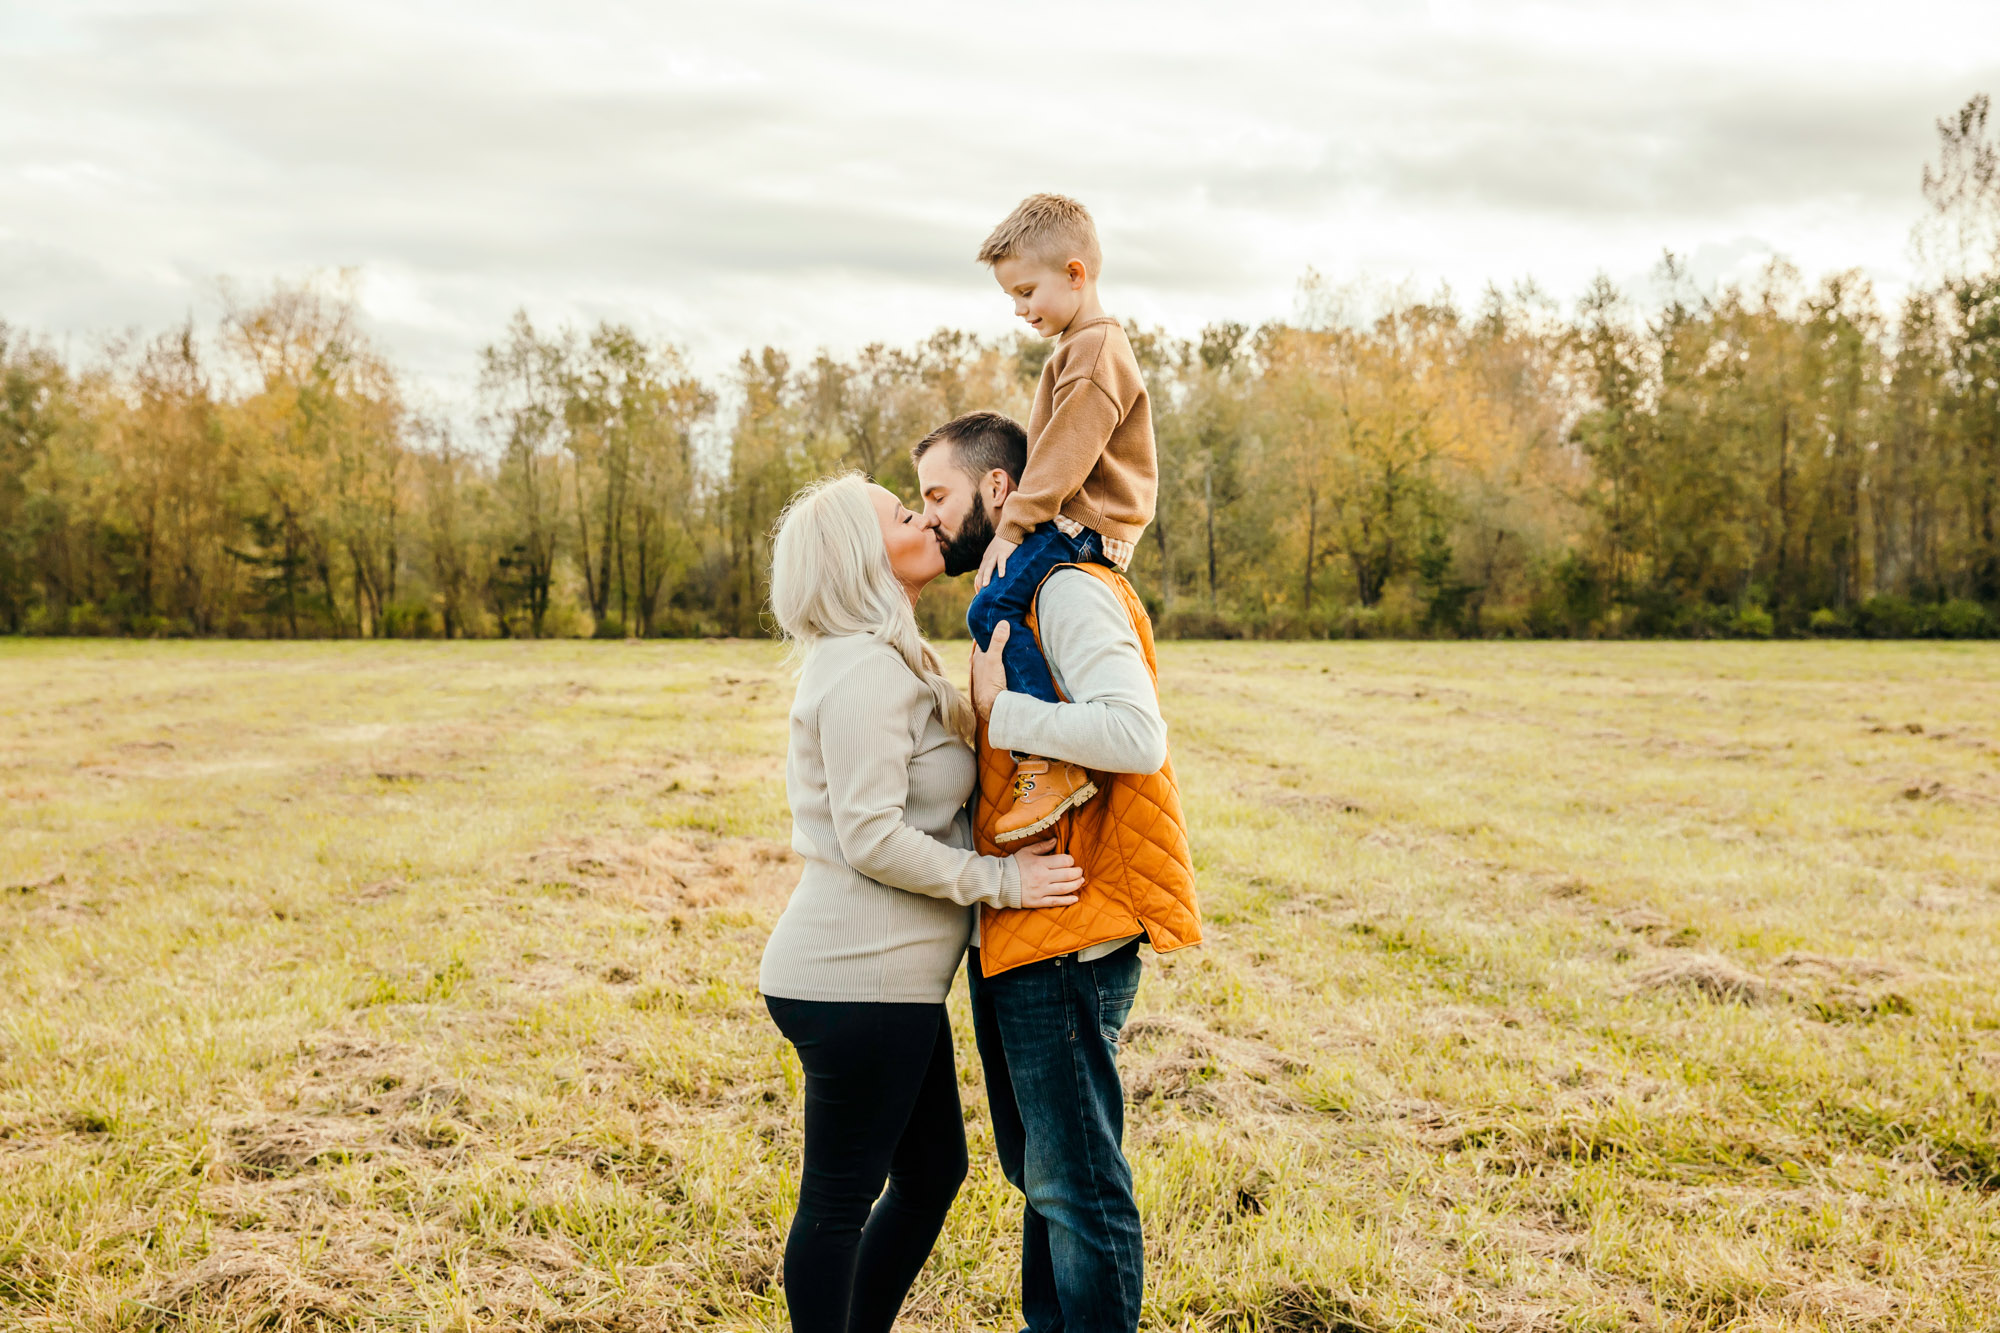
[969,192,1158,844]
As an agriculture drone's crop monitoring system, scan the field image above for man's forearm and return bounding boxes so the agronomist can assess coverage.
[989,689,1165,773]
[992,569,1168,774]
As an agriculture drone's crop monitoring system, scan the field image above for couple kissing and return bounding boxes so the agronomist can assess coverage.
[757,407,1200,1333]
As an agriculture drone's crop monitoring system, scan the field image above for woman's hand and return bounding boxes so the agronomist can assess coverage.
[1013,837,1083,908]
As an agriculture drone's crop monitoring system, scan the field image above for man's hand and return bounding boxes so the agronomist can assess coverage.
[973,534,1018,593]
[970,620,1010,721]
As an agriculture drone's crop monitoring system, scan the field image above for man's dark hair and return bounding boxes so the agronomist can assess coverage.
[910,410,1026,484]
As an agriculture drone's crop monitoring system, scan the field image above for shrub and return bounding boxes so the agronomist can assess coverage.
[379,601,438,639]
[1729,604,1775,639]
[1852,596,1924,638]
[1834,597,1997,639]
[1671,601,1731,639]
[30,603,117,636]
[1937,598,1995,638]
[1478,605,1531,638]
[1158,609,1244,640]
[1525,553,1602,638]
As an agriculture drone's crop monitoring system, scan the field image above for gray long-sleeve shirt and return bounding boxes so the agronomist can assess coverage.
[978,566,1167,960]
[759,634,1022,1003]
[987,569,1167,774]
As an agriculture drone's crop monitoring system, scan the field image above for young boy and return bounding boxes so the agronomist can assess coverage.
[970,192,1158,844]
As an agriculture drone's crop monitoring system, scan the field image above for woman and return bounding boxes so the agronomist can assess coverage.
[759,473,1081,1333]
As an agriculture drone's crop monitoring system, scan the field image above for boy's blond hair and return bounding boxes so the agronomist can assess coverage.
[976,193,1102,277]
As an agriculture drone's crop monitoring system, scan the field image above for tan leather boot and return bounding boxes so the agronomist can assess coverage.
[991,758,1099,844]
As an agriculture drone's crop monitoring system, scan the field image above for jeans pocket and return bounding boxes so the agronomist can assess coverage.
[1092,961,1141,1047]
[1098,995,1137,1046]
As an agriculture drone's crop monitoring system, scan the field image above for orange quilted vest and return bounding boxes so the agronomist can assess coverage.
[974,562,1202,978]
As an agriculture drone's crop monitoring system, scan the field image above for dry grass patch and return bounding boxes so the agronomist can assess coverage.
[523,832,795,914]
[1120,1013,1308,1115]
[1623,952,1776,1003]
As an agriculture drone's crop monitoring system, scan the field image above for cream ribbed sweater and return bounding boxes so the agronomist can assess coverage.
[758,633,1022,1003]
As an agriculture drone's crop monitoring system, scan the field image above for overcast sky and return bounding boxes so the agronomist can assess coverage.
[4,0,1998,408]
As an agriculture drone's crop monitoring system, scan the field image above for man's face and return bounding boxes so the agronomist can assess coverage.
[917,441,1006,577]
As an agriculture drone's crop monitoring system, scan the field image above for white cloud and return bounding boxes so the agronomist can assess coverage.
[3,0,1998,412]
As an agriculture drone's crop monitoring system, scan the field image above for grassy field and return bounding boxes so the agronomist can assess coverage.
[4,639,1999,1332]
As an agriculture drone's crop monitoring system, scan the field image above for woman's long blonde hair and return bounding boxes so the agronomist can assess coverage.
[769,473,975,746]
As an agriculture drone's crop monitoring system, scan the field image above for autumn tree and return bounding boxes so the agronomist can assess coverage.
[478,313,567,637]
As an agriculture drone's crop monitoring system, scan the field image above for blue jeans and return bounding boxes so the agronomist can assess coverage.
[967,523,1112,707]
[968,941,1144,1333]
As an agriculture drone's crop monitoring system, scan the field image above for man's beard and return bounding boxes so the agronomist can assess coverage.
[939,500,997,578]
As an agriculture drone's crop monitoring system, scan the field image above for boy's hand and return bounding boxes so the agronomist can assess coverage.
[969,621,1009,721]
[974,535,1018,593]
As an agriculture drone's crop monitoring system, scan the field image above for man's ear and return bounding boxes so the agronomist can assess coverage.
[982,468,1013,510]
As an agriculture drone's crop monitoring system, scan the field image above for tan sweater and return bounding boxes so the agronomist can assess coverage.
[997,317,1157,547]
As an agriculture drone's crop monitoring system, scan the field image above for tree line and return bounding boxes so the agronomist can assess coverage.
[4,100,1997,641]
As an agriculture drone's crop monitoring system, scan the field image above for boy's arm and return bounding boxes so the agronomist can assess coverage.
[986,569,1167,774]
[973,534,1019,593]
[997,377,1123,545]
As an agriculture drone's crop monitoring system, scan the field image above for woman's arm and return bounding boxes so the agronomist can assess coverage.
[819,654,1024,909]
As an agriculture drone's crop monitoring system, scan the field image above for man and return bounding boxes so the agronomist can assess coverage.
[913,410,1202,1333]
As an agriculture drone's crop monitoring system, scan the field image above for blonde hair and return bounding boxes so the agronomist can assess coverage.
[977,193,1102,277]
[769,473,975,746]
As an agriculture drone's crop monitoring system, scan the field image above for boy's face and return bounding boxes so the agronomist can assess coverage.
[992,254,1087,338]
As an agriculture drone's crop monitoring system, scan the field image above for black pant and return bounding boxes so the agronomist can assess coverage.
[764,997,968,1333]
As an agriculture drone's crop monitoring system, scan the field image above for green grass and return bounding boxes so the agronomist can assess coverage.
[3,639,1998,1331]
